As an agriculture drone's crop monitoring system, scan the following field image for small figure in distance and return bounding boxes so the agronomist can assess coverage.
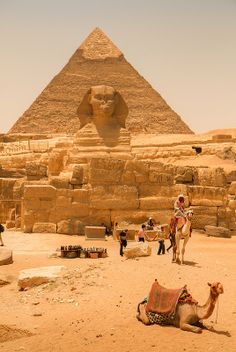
[0,223,5,246]
[137,224,146,242]
[119,229,128,256]
[147,217,155,230]
[157,225,166,255]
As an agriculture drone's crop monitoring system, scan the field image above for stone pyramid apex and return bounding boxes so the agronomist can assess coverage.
[79,27,123,60]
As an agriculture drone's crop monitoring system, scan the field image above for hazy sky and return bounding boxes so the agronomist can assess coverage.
[1,0,236,133]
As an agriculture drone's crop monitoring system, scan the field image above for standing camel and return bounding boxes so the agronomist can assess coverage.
[137,282,224,333]
[175,209,193,265]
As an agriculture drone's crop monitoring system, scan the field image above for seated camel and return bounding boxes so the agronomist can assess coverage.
[136,280,224,333]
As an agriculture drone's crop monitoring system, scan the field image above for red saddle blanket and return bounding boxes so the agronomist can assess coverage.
[146,281,184,315]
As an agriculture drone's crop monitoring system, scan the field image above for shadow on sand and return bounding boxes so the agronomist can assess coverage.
[183,260,201,268]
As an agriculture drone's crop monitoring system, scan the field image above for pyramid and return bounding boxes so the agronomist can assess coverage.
[9,28,193,135]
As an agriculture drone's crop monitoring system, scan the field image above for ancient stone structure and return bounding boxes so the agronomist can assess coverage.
[1,120,236,235]
[1,30,235,236]
[9,27,192,135]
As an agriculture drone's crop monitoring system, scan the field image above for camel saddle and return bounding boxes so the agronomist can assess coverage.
[145,280,184,315]
[170,217,186,233]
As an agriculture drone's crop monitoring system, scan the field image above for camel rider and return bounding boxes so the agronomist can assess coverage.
[173,194,186,230]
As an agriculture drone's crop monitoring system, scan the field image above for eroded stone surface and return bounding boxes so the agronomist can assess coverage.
[18,266,65,290]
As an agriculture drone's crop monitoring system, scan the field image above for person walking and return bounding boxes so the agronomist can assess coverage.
[137,224,146,242]
[119,229,128,256]
[0,223,5,246]
[157,225,165,255]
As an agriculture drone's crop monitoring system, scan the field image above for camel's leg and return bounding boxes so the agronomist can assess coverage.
[136,304,150,325]
[179,322,202,333]
[181,236,189,265]
[175,231,181,264]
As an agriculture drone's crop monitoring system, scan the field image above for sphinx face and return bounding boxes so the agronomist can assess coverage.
[89,86,116,120]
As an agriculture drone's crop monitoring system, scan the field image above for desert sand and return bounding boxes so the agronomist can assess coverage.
[0,230,236,352]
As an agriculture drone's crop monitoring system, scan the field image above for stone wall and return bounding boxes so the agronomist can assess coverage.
[0,135,235,235]
[16,156,235,234]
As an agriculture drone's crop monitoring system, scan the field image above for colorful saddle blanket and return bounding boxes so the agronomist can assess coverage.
[145,280,184,315]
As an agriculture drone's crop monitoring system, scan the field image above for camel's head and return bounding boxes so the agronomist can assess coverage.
[208,282,224,296]
[186,209,194,219]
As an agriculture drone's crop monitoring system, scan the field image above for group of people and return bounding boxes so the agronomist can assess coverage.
[118,194,187,257]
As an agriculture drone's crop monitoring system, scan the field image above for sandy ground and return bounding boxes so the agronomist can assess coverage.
[0,230,236,352]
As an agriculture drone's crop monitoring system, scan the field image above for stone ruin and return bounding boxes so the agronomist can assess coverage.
[0,29,236,236]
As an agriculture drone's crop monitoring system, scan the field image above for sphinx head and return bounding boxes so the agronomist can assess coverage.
[77,85,128,129]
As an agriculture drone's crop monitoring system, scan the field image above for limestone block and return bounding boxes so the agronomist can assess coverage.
[70,164,83,185]
[228,182,236,195]
[71,189,89,203]
[226,171,236,183]
[15,217,21,229]
[217,207,234,229]
[49,176,70,189]
[175,166,196,184]
[90,185,139,210]
[89,158,125,184]
[32,222,57,233]
[228,200,236,210]
[56,196,72,207]
[18,266,65,290]
[56,189,73,197]
[0,248,13,266]
[34,209,50,223]
[205,225,231,238]
[149,172,174,185]
[124,242,151,258]
[191,215,217,229]
[57,220,75,235]
[26,161,47,179]
[212,134,232,141]
[85,226,106,240]
[139,197,174,210]
[13,179,25,200]
[121,160,149,184]
[216,146,236,161]
[192,206,218,216]
[24,185,56,200]
[48,149,67,176]
[73,220,85,235]
[196,168,226,187]
[86,209,111,228]
[121,170,136,184]
[6,220,15,229]
[70,202,90,217]
[23,211,35,233]
[188,186,226,207]
[0,178,17,200]
[24,198,41,210]
[138,184,187,198]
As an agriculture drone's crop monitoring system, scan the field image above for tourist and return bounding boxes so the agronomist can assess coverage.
[137,224,146,242]
[157,226,165,255]
[119,229,128,256]
[166,231,175,253]
[173,194,186,230]
[174,194,186,219]
[147,217,155,230]
[0,223,5,246]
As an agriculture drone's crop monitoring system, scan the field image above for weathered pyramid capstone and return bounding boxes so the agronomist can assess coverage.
[10,28,193,135]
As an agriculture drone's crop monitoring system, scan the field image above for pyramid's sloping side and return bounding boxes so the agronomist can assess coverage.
[9,32,193,135]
